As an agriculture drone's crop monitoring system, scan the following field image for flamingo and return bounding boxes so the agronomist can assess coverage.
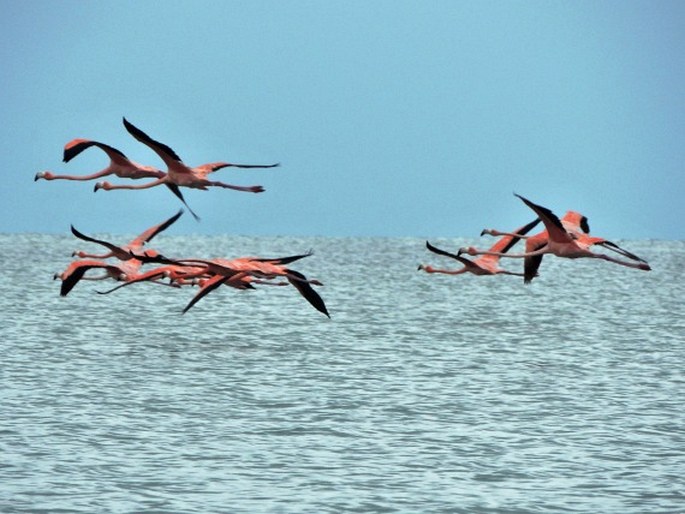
[481,210,647,283]
[34,138,165,182]
[55,259,142,297]
[481,210,591,283]
[36,137,201,220]
[135,251,329,316]
[418,218,541,277]
[458,194,651,274]
[71,209,183,260]
[93,118,278,217]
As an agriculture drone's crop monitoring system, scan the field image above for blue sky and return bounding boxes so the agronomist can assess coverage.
[2,1,683,239]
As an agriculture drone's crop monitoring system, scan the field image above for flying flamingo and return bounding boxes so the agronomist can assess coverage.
[418,218,541,277]
[55,259,143,297]
[71,209,184,260]
[480,210,647,283]
[481,210,590,283]
[135,251,329,316]
[458,194,651,274]
[36,137,200,219]
[94,118,278,217]
[34,138,165,183]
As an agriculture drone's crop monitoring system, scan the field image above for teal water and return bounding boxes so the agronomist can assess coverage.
[1,234,683,513]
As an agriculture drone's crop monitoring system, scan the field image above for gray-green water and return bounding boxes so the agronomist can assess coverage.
[2,234,683,513]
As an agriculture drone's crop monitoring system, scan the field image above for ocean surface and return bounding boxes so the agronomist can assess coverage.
[1,233,683,514]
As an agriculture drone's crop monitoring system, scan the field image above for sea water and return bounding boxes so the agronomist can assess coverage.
[1,234,683,513]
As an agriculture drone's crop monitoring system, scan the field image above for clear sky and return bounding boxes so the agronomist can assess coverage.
[2,1,683,239]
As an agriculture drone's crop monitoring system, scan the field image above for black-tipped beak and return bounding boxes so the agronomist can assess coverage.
[93,184,99,192]
[480,229,486,237]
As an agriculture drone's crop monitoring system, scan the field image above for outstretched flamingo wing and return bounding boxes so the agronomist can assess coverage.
[487,218,541,254]
[63,139,131,166]
[71,225,123,254]
[523,240,548,284]
[286,270,330,318]
[96,268,167,294]
[182,273,242,314]
[514,194,574,244]
[60,262,119,297]
[129,209,184,248]
[164,183,200,221]
[250,251,314,266]
[122,117,185,169]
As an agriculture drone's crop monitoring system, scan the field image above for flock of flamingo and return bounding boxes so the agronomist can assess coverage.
[36,118,330,317]
[419,194,651,280]
[36,118,651,318]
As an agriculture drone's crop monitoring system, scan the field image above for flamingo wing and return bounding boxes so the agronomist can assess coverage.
[250,251,314,266]
[122,117,184,168]
[487,218,541,254]
[523,240,548,284]
[182,274,237,314]
[96,269,167,294]
[286,270,330,317]
[164,183,200,221]
[71,225,123,254]
[514,194,574,244]
[63,139,130,166]
[129,209,184,248]
[60,262,119,297]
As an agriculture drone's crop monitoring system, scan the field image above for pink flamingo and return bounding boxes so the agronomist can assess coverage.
[481,210,590,283]
[36,136,200,219]
[35,138,164,182]
[94,118,278,217]
[136,251,329,316]
[419,219,541,277]
[481,209,647,282]
[458,194,651,274]
[55,259,143,297]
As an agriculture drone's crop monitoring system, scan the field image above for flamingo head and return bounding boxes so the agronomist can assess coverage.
[72,250,86,258]
[34,171,53,181]
[480,228,502,237]
[417,264,433,272]
[53,272,62,280]
[93,181,111,192]
[457,246,478,257]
